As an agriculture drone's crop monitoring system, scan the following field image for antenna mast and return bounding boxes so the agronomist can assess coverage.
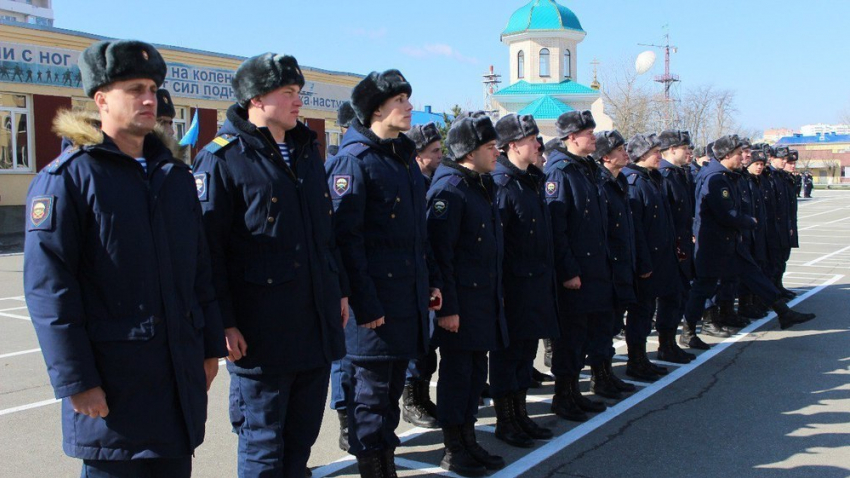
[483,65,502,119]
[639,26,679,127]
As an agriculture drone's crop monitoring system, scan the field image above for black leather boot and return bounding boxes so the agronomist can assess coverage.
[337,409,350,452]
[718,300,749,328]
[493,396,534,448]
[440,425,487,477]
[356,450,385,478]
[513,389,553,439]
[626,343,660,381]
[656,329,694,364]
[533,367,555,383]
[571,374,606,412]
[640,342,669,375]
[381,448,398,478]
[603,359,636,392]
[738,294,766,319]
[773,300,816,330]
[590,363,622,399]
[702,306,731,337]
[680,322,710,350]
[460,422,505,470]
[543,338,553,368]
[402,381,438,429]
[551,376,588,422]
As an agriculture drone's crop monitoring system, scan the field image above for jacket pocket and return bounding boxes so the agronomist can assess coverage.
[243,253,298,286]
[88,316,156,342]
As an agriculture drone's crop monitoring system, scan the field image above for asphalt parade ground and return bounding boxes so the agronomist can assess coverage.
[1,190,849,478]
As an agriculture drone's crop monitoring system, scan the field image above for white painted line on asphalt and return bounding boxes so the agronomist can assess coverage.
[0,398,60,417]
[0,348,40,359]
[488,274,843,478]
[396,458,461,478]
[0,295,26,301]
[800,216,850,231]
[0,311,30,321]
[0,306,28,313]
[803,245,850,267]
[0,253,23,258]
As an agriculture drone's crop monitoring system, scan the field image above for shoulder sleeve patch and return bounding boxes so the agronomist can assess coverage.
[721,188,731,199]
[332,175,352,197]
[194,173,209,201]
[28,195,56,231]
[202,134,237,155]
[545,181,559,197]
[431,198,449,219]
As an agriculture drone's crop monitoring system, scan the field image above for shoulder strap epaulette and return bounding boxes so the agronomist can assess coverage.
[202,134,237,155]
[491,172,511,187]
[338,142,370,159]
[45,147,85,174]
[555,160,570,171]
[626,173,639,185]
[447,175,464,187]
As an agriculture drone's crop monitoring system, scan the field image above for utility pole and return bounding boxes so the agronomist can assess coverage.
[482,65,502,119]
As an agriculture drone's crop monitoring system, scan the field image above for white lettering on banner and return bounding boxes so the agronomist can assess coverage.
[0,42,352,111]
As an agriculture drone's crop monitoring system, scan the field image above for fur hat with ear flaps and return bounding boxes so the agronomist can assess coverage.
[79,40,167,98]
[626,133,661,163]
[337,101,356,128]
[156,88,175,118]
[408,122,442,151]
[591,130,626,161]
[350,69,412,124]
[495,114,539,150]
[555,110,596,139]
[232,53,305,107]
[712,135,743,160]
[446,115,497,161]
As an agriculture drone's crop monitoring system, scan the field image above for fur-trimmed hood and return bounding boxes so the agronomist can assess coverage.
[52,109,184,159]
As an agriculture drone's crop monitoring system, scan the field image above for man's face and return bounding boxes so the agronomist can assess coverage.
[374,93,413,132]
[509,134,539,167]
[254,85,303,132]
[667,144,689,166]
[698,155,710,166]
[640,147,662,170]
[157,116,175,137]
[726,147,744,170]
[535,146,545,169]
[466,140,499,174]
[741,147,752,165]
[748,161,765,176]
[686,147,694,164]
[416,140,442,175]
[603,145,629,169]
[784,161,796,173]
[770,157,787,169]
[568,128,596,156]
[95,78,158,137]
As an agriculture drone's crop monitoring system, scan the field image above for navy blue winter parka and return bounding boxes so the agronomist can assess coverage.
[742,170,769,264]
[598,165,638,306]
[623,164,681,298]
[24,111,226,460]
[658,159,695,280]
[693,160,757,278]
[192,104,348,373]
[491,155,559,341]
[427,159,509,351]
[325,121,431,360]
[544,147,613,315]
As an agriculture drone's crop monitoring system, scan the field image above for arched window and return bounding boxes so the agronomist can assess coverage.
[564,50,572,78]
[518,51,525,78]
[539,48,550,77]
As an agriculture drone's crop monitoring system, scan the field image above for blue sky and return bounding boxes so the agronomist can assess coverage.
[54,0,850,132]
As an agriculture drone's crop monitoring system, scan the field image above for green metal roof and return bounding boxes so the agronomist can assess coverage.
[517,95,574,119]
[502,0,584,35]
[494,80,597,96]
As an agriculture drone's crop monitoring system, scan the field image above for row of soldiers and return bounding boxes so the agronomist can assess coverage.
[23,40,815,478]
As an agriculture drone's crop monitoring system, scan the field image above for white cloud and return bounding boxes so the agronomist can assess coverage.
[399,43,479,65]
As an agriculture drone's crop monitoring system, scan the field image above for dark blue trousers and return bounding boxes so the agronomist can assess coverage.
[437,348,488,426]
[406,345,438,382]
[229,367,330,478]
[330,357,352,411]
[347,359,407,455]
[81,457,191,478]
[489,339,537,398]
[686,259,781,323]
[551,311,613,377]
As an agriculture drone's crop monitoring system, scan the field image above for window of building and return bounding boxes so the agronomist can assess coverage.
[0,93,33,172]
[564,50,571,79]
[518,51,525,79]
[539,48,550,77]
[173,106,188,141]
[1,15,20,22]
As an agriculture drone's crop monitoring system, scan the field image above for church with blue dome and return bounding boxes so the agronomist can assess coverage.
[493,0,612,137]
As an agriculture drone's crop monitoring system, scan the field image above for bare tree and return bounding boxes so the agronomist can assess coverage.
[599,60,664,138]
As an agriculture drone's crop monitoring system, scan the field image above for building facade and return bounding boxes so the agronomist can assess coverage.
[492,0,612,140]
[775,133,850,184]
[0,21,362,241]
